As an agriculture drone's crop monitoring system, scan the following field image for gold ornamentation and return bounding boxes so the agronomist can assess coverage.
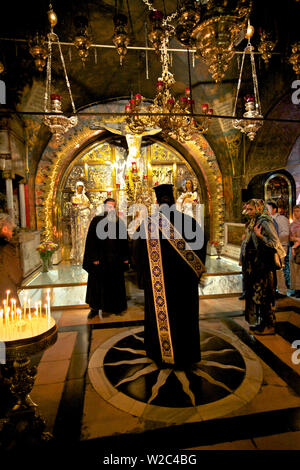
[191,0,252,83]
[289,42,300,76]
[145,215,174,365]
[151,143,181,162]
[88,165,113,188]
[73,15,92,63]
[113,13,130,65]
[152,165,174,185]
[258,30,276,65]
[80,144,112,162]
[159,212,206,279]
[28,32,48,71]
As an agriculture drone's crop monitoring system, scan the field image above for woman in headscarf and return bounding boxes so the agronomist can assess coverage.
[289,205,300,298]
[70,181,91,264]
[244,199,286,335]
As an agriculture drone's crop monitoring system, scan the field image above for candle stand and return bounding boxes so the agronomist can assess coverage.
[0,319,57,451]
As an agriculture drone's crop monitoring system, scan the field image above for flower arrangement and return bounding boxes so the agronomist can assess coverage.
[37,241,58,272]
[36,241,58,258]
[211,240,223,247]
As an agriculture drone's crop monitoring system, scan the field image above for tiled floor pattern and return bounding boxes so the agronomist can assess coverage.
[19,294,300,458]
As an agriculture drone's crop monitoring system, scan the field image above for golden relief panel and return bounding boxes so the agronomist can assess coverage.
[80,143,112,162]
[88,165,113,188]
[152,165,174,185]
[65,166,85,188]
[176,165,198,194]
[151,143,181,163]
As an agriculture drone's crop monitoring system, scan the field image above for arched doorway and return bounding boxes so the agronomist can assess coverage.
[34,100,224,253]
[56,136,206,260]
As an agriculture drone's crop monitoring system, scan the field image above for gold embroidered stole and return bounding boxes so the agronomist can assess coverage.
[145,214,175,364]
[158,212,206,278]
[145,212,205,364]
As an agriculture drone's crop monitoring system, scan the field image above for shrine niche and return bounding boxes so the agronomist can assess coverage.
[55,138,204,261]
[247,170,296,221]
[264,172,294,220]
[34,102,224,253]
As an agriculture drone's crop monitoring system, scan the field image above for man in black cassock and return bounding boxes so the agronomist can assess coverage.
[134,184,206,368]
[83,198,129,319]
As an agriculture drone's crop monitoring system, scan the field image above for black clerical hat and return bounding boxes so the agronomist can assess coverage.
[153,183,175,204]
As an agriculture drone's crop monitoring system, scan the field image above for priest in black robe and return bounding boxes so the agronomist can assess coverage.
[133,184,206,368]
[83,198,129,319]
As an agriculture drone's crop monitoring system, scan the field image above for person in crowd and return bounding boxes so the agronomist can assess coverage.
[289,204,300,298]
[238,204,250,301]
[83,198,129,319]
[266,200,290,298]
[243,199,286,335]
[134,184,206,368]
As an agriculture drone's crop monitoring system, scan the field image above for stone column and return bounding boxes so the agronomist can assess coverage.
[19,180,26,228]
[3,170,14,224]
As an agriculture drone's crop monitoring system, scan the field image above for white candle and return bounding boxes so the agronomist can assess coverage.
[28,298,31,316]
[6,290,10,305]
[47,289,51,318]
[23,296,27,316]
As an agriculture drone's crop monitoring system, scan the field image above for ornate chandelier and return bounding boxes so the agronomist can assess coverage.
[43,4,78,143]
[113,13,130,65]
[148,10,166,54]
[289,42,300,75]
[188,0,252,83]
[175,0,200,47]
[232,24,263,141]
[125,34,212,142]
[257,29,277,65]
[73,16,92,63]
[29,32,48,71]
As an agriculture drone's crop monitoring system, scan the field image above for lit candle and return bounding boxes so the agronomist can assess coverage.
[6,290,10,306]
[208,108,213,115]
[23,296,27,316]
[116,183,120,189]
[201,103,209,113]
[47,289,51,318]
[45,304,49,326]
[132,162,137,173]
[185,87,191,96]
[28,298,31,316]
[38,301,42,317]
[125,104,131,113]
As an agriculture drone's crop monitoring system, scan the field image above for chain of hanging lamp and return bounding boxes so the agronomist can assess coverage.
[43,3,78,142]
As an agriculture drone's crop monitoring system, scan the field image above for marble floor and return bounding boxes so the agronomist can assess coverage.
[3,262,300,463]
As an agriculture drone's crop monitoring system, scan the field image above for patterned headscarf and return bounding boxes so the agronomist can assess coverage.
[244,198,273,242]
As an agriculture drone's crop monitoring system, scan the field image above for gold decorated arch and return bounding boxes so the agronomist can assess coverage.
[35,123,224,254]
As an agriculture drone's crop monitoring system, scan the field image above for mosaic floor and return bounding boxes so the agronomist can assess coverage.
[4,262,300,463]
